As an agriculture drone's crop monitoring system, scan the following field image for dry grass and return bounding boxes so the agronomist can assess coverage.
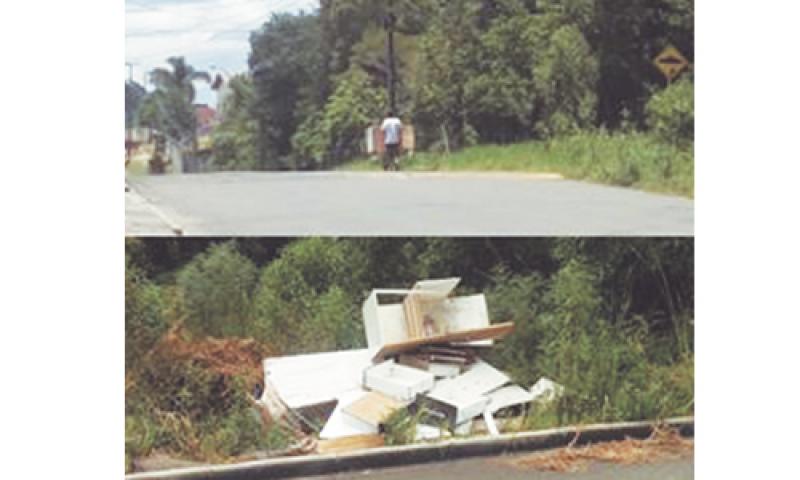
[505,427,693,473]
[151,324,273,391]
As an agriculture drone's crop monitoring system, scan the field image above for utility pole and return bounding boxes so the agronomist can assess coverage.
[385,0,397,113]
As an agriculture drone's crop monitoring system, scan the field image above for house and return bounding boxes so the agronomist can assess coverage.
[194,104,217,137]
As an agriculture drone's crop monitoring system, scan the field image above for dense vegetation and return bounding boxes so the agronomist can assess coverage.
[345,126,694,196]
[202,0,694,190]
[126,237,694,467]
[124,2,694,193]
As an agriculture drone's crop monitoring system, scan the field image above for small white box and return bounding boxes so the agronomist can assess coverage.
[364,360,435,402]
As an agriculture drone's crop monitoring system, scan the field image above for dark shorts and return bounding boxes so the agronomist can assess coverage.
[385,143,400,156]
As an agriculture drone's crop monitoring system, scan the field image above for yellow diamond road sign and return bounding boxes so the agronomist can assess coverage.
[654,46,689,82]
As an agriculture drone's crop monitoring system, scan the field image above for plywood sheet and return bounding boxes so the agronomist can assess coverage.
[343,391,404,427]
[319,390,376,439]
[372,322,514,362]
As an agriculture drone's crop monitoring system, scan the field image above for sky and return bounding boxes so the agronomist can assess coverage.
[126,0,319,106]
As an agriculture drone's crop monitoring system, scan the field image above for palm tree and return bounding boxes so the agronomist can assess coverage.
[144,57,211,149]
[150,57,211,105]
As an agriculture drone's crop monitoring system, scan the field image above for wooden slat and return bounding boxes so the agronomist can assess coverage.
[373,322,515,362]
[316,434,385,454]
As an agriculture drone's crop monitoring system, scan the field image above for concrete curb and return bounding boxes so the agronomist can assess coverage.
[125,181,184,236]
[126,416,693,480]
[335,170,565,181]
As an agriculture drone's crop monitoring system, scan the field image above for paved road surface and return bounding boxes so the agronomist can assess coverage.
[306,456,693,480]
[125,186,179,235]
[126,172,693,236]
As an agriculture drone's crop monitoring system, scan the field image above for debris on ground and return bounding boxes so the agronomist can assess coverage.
[258,278,562,453]
[152,324,273,392]
[505,427,694,473]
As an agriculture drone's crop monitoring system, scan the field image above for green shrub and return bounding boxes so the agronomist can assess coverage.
[382,408,425,446]
[126,354,276,462]
[484,270,548,386]
[534,25,599,138]
[177,241,258,338]
[253,238,365,353]
[646,77,694,146]
[125,262,166,370]
[292,68,385,169]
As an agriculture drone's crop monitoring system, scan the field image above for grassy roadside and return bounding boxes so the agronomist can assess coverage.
[341,132,693,198]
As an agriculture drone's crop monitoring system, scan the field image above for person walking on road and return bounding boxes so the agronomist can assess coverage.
[381,111,403,171]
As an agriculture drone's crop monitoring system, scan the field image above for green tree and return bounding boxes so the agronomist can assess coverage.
[534,25,599,137]
[646,77,693,146]
[463,12,540,143]
[138,57,210,148]
[250,13,324,169]
[211,75,259,170]
[412,1,483,149]
[126,81,147,129]
[293,67,385,168]
[253,238,367,353]
[125,260,166,370]
[177,242,259,338]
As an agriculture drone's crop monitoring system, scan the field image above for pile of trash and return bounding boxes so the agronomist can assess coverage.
[257,278,562,451]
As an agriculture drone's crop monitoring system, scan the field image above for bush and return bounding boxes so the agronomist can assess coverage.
[177,242,259,338]
[126,348,284,462]
[646,77,694,146]
[484,270,548,386]
[211,124,258,171]
[126,262,167,370]
[534,25,599,138]
[253,238,365,353]
[292,68,385,169]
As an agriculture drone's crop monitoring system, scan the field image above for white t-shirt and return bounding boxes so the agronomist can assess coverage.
[381,117,403,145]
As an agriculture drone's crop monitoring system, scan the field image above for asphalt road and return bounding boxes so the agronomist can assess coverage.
[126,172,693,236]
[125,186,179,235]
[306,456,693,480]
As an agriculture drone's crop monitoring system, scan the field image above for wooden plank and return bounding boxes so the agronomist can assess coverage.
[403,294,424,339]
[343,391,404,427]
[372,322,515,362]
[316,434,385,454]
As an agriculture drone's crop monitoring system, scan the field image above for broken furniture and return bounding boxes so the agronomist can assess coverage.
[258,278,562,453]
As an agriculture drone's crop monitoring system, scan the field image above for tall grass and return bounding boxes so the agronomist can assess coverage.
[343,131,693,197]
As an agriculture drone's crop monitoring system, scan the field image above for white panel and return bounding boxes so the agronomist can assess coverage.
[319,389,377,439]
[485,385,534,414]
[442,295,490,331]
[264,349,373,409]
[362,291,381,349]
[374,304,408,345]
[364,359,435,402]
[412,278,461,298]
[426,361,509,407]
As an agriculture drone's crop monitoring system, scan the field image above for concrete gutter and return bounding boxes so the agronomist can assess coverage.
[335,171,565,181]
[126,416,693,480]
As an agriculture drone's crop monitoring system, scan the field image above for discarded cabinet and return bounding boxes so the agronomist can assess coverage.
[364,359,435,402]
[362,278,495,352]
[420,361,510,427]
